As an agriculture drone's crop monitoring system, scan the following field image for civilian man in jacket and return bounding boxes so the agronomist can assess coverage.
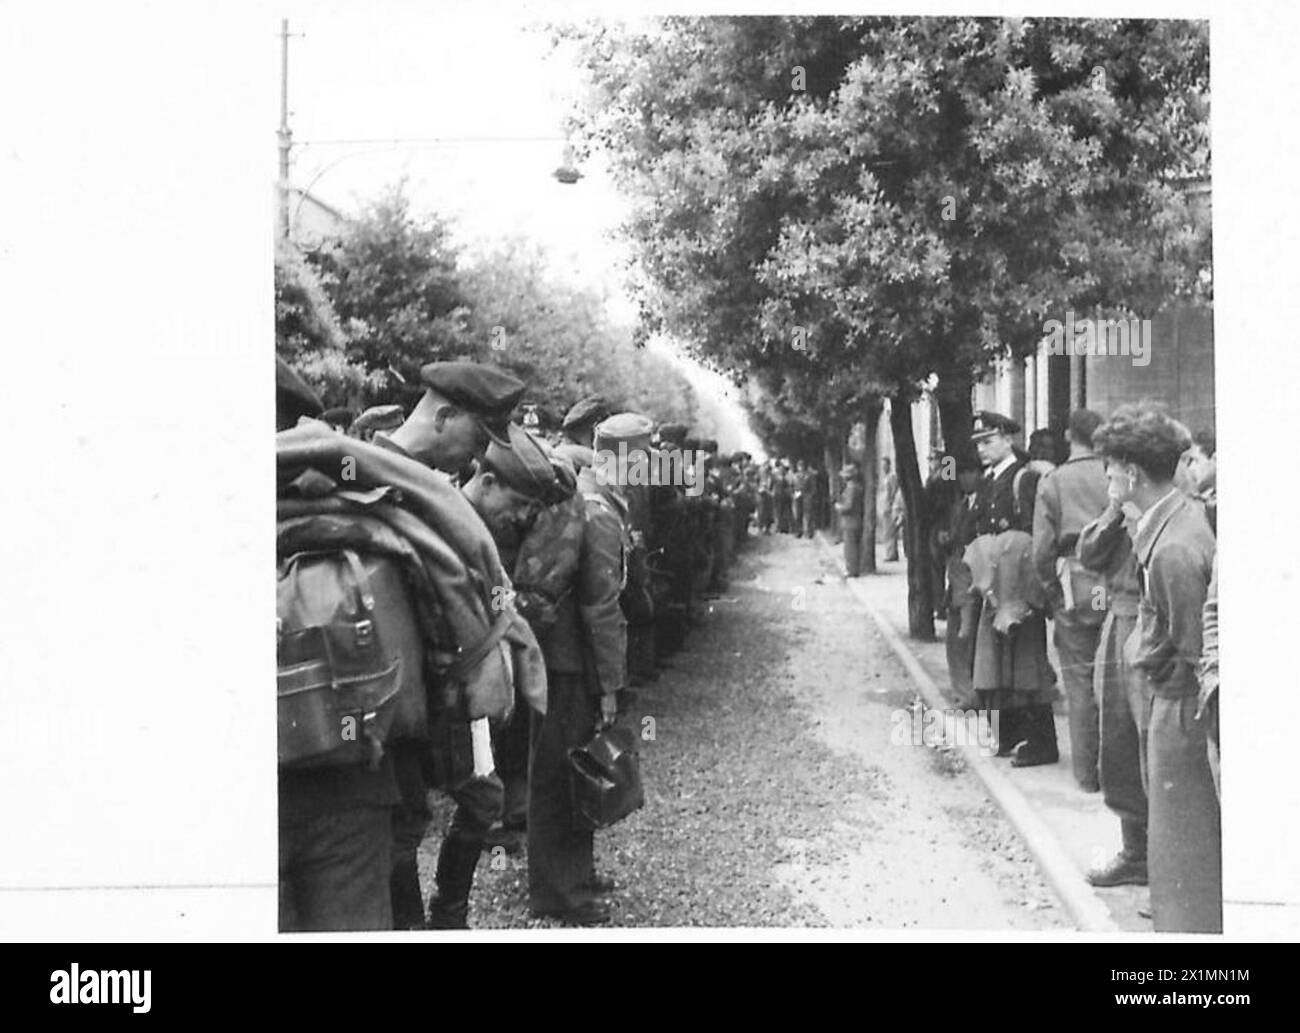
[1094,403,1219,933]
[969,412,1059,766]
[1032,409,1110,791]
[525,414,635,925]
[1077,496,1149,893]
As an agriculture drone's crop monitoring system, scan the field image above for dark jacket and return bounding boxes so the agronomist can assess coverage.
[972,457,1038,536]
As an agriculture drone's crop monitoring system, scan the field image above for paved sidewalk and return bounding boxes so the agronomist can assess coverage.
[816,535,1147,932]
[817,533,1300,937]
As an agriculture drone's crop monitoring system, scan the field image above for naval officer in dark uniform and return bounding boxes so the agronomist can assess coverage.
[969,411,1060,766]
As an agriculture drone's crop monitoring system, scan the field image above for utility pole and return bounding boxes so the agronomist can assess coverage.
[277,18,293,239]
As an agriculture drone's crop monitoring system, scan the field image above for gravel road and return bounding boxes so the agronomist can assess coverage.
[418,531,1070,930]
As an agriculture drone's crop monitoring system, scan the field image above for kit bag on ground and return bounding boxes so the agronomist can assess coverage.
[277,548,429,768]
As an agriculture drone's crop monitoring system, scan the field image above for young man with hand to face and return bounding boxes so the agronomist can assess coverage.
[1093,402,1219,934]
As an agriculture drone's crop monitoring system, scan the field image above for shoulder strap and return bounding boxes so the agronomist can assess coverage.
[1012,466,1027,521]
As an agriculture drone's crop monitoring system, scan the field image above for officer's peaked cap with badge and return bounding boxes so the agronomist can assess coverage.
[480,423,557,501]
[420,361,525,448]
[971,410,1021,442]
[594,412,654,452]
[562,395,612,432]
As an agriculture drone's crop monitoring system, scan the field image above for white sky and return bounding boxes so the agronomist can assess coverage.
[280,3,635,317]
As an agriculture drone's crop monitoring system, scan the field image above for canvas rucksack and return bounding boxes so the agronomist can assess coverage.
[277,548,429,769]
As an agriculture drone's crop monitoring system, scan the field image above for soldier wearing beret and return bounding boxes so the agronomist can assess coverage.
[969,411,1061,766]
[419,424,556,928]
[1094,403,1219,933]
[368,361,528,929]
[562,395,612,450]
[378,360,525,474]
[520,435,630,925]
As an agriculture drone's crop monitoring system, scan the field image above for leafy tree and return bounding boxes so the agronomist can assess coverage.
[306,183,473,391]
[456,238,698,426]
[274,236,384,408]
[564,15,1210,636]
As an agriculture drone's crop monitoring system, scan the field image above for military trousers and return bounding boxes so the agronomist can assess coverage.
[280,803,393,932]
[1147,691,1223,933]
[1095,609,1147,862]
[528,671,598,913]
[1054,611,1104,788]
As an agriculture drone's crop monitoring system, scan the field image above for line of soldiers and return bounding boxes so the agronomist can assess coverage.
[276,359,758,930]
[935,403,1220,933]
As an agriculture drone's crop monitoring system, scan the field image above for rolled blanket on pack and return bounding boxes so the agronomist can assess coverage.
[276,420,547,719]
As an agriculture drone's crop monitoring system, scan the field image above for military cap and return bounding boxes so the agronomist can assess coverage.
[276,357,323,425]
[420,361,526,447]
[655,422,688,445]
[320,407,355,430]
[594,412,654,452]
[562,395,612,431]
[971,410,1021,442]
[352,404,405,434]
[480,423,557,501]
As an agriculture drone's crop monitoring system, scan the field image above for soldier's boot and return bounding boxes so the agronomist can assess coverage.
[982,696,1013,758]
[425,830,481,930]
[1011,705,1060,768]
[390,855,426,931]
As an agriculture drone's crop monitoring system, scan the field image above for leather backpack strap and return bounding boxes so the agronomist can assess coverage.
[448,612,513,681]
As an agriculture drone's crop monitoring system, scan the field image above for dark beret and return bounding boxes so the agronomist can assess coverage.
[480,423,557,501]
[562,395,611,431]
[971,411,1021,441]
[420,361,526,447]
[276,357,322,427]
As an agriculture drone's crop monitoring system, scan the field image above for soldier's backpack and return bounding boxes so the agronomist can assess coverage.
[277,548,428,769]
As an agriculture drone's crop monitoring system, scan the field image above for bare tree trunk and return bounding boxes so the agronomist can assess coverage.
[890,392,935,640]
[824,434,840,537]
[934,364,975,460]
[858,399,881,574]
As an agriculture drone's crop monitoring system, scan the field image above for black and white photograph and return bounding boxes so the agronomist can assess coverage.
[3,0,1300,972]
